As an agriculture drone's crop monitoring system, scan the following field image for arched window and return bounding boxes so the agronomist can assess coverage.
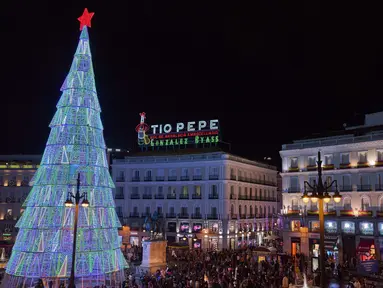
[244,205,247,215]
[239,205,242,215]
[259,206,263,215]
[255,206,258,216]
[361,197,370,211]
[343,197,352,210]
[230,186,235,199]
[250,206,253,216]
[268,206,271,215]
[230,204,235,215]
[238,187,242,197]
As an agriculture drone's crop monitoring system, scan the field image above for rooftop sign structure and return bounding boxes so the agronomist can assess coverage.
[135,112,220,149]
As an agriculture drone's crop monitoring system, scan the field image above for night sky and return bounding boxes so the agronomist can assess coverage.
[2,1,383,167]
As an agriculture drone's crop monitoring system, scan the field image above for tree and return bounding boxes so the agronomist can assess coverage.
[5,11,127,287]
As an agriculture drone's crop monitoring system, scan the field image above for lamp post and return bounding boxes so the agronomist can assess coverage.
[301,151,342,288]
[65,173,90,288]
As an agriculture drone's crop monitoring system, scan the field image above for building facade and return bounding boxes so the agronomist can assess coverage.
[280,112,383,272]
[0,155,40,247]
[111,151,279,250]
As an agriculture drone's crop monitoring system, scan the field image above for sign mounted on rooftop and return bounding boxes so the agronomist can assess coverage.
[135,112,220,148]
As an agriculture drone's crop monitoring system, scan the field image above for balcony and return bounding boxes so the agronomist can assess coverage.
[142,194,152,199]
[116,177,125,182]
[230,214,238,219]
[376,184,383,191]
[181,176,190,181]
[207,214,219,219]
[168,176,177,181]
[240,214,247,219]
[376,161,383,167]
[238,195,248,200]
[288,167,299,172]
[357,162,369,168]
[323,164,334,170]
[144,176,152,182]
[132,177,140,182]
[191,213,202,219]
[248,214,254,218]
[115,194,124,199]
[287,187,301,193]
[358,185,371,192]
[209,194,219,199]
[340,185,352,192]
[307,165,317,171]
[167,194,176,199]
[179,194,189,199]
[209,174,219,180]
[230,194,236,200]
[193,175,202,180]
[192,194,202,199]
[129,212,140,218]
[166,213,177,218]
[230,175,236,180]
[178,213,189,219]
[155,194,165,199]
[339,163,351,169]
[130,194,140,199]
[156,176,165,181]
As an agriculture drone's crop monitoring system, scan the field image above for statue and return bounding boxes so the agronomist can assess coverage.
[143,211,164,240]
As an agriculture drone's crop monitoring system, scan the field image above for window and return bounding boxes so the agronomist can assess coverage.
[341,153,350,164]
[145,206,151,214]
[210,167,218,175]
[211,207,217,216]
[324,155,333,165]
[325,176,333,186]
[361,198,370,211]
[259,189,262,198]
[230,186,235,198]
[211,185,218,195]
[358,151,368,163]
[238,205,242,215]
[291,199,299,210]
[309,176,316,186]
[168,187,176,195]
[182,168,188,176]
[290,177,299,188]
[343,197,352,210]
[249,188,252,198]
[308,156,316,166]
[244,205,247,215]
[144,187,152,194]
[360,174,370,185]
[195,206,201,215]
[244,187,248,197]
[157,206,163,214]
[158,186,163,195]
[290,157,298,168]
[378,150,383,162]
[170,169,176,177]
[134,170,140,178]
[194,168,201,175]
[230,204,234,215]
[379,198,383,211]
[181,207,188,214]
[118,171,124,178]
[194,185,201,196]
[157,169,164,176]
[250,206,253,215]
[133,207,138,213]
[169,206,175,214]
[255,206,258,215]
[132,187,139,194]
[310,202,318,211]
[182,186,188,195]
[238,187,242,197]
[342,175,351,188]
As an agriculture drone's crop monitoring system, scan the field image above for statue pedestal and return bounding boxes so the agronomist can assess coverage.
[138,240,167,275]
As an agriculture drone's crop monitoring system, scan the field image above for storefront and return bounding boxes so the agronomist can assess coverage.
[341,221,356,263]
[309,238,320,272]
[291,237,301,256]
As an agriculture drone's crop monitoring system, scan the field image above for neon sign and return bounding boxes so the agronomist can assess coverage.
[136,112,220,148]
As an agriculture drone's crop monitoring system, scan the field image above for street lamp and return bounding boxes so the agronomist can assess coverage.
[65,173,90,288]
[301,151,342,288]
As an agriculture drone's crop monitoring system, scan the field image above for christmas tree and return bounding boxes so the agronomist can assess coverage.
[6,9,127,287]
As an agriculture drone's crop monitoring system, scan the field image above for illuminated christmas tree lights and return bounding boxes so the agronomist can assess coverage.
[5,9,127,286]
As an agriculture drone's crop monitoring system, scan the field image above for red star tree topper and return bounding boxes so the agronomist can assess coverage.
[78,8,94,30]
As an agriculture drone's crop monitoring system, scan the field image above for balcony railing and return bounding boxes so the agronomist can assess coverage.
[238,195,248,200]
[307,165,317,171]
[340,185,352,192]
[178,213,189,219]
[287,187,301,193]
[358,185,371,191]
[207,214,219,219]
[142,194,152,199]
[230,214,238,219]
[116,177,125,182]
[339,163,351,169]
[129,212,140,218]
[357,162,369,168]
[144,176,152,182]
[230,175,236,180]
[167,194,176,199]
[230,194,236,200]
[181,176,190,181]
[155,194,165,199]
[115,194,124,199]
[323,164,335,170]
[240,214,246,219]
[156,176,165,181]
[166,213,177,218]
[132,177,140,182]
[130,194,140,199]
[179,194,189,199]
[168,176,177,181]
[191,213,202,219]
[192,194,202,199]
[209,194,219,199]
[376,184,383,191]
[193,175,202,180]
[209,175,219,180]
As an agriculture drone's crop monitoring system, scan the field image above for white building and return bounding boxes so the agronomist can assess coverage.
[280,111,383,272]
[111,150,279,250]
[0,155,40,250]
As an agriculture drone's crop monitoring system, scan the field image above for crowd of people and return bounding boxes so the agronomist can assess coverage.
[123,248,311,288]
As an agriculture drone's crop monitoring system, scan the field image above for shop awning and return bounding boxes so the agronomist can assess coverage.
[357,239,375,252]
